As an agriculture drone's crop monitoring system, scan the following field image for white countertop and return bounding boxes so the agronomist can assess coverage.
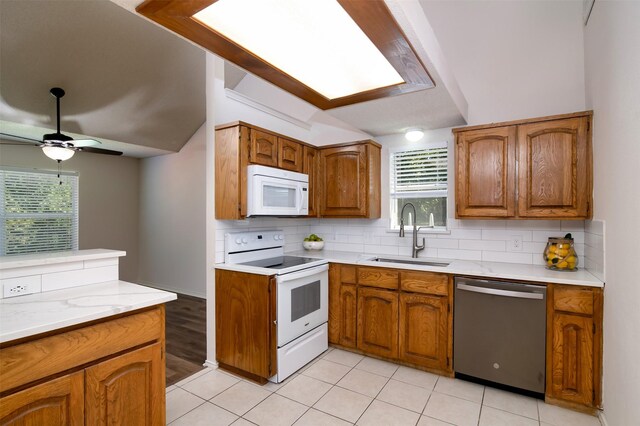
[216,249,603,288]
[0,281,176,344]
[0,249,126,270]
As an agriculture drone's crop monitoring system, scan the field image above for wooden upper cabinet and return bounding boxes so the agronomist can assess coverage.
[250,129,279,167]
[278,138,303,172]
[357,287,398,359]
[456,126,516,217]
[454,111,592,219]
[319,141,381,218]
[0,371,84,425]
[517,117,591,218]
[303,146,319,217]
[85,343,164,425]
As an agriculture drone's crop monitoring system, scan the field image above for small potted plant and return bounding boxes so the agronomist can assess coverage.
[303,234,324,251]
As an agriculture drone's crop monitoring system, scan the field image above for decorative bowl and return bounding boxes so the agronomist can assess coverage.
[303,241,324,251]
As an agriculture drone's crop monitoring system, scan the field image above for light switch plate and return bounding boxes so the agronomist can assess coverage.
[2,275,42,298]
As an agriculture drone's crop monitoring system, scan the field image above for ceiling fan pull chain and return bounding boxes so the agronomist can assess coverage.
[57,159,62,185]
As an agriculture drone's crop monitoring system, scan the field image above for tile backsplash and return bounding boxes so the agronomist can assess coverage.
[584,219,605,281]
[216,218,586,267]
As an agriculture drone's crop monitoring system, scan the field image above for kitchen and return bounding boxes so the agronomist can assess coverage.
[0,1,638,426]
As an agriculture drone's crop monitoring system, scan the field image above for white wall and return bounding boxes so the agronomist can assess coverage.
[138,125,207,297]
[0,144,140,281]
[422,0,586,124]
[584,2,640,424]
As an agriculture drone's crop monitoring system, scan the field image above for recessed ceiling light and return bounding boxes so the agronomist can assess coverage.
[405,129,424,142]
[193,0,404,100]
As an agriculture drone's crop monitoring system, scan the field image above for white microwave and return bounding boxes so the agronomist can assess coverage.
[247,165,309,217]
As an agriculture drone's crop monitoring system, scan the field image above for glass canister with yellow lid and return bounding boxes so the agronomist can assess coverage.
[543,233,578,271]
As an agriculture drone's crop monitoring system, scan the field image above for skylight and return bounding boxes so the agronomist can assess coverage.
[193,0,405,100]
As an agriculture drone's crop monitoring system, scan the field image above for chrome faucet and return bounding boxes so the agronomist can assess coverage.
[399,203,425,258]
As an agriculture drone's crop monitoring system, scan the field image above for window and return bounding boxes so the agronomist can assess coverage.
[0,167,79,255]
[390,143,448,229]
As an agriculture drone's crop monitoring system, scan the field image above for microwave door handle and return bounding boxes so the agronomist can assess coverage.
[297,185,304,214]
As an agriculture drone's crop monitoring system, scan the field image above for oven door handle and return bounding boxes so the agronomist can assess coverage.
[278,264,328,283]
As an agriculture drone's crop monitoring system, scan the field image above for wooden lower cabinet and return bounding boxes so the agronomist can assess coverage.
[547,284,602,410]
[85,343,164,425]
[399,293,449,371]
[357,287,398,359]
[338,284,358,348]
[0,306,167,426]
[0,371,84,425]
[216,269,277,382]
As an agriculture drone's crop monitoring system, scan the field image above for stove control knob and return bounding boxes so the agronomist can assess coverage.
[273,235,278,240]
[278,235,284,240]
[235,238,242,244]
[241,237,248,244]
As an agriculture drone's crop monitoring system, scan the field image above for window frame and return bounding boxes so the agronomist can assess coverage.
[389,141,449,232]
[0,166,79,256]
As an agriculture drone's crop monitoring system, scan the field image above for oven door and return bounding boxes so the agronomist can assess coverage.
[247,174,308,217]
[277,264,328,347]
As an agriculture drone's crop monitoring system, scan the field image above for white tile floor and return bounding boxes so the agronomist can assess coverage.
[166,348,602,426]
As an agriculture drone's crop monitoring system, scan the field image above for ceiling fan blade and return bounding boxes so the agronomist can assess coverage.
[0,132,43,144]
[77,146,123,156]
[72,139,101,147]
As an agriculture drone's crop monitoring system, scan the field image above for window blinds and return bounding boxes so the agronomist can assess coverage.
[390,145,448,198]
[0,168,79,255]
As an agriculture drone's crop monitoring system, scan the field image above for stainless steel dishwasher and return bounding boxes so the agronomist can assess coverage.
[454,277,547,396]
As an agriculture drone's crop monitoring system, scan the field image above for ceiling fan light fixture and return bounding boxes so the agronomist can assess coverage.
[405,129,424,142]
[42,146,75,161]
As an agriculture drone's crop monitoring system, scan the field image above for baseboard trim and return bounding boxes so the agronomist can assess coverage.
[599,411,609,426]
[136,280,205,299]
[204,360,219,369]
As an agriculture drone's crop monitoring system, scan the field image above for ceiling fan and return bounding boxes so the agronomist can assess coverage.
[0,87,123,162]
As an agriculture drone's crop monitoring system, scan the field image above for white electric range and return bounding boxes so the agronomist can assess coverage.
[224,230,329,383]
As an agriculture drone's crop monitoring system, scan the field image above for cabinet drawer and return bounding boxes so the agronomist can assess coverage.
[341,265,357,284]
[400,271,449,296]
[358,267,399,289]
[0,307,163,393]
[553,287,594,315]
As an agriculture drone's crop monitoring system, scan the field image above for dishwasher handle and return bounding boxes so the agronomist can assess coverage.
[456,283,544,300]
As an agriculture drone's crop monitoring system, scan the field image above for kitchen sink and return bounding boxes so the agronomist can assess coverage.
[368,257,450,267]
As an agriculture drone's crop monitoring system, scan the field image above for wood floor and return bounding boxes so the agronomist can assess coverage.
[165,293,207,386]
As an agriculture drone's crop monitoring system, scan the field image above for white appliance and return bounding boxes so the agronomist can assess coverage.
[224,230,328,383]
[247,165,309,217]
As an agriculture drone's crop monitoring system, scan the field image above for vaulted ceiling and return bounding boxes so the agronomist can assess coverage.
[1,0,467,157]
[0,0,205,156]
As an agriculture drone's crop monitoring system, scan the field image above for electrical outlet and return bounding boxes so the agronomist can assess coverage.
[509,235,523,252]
[2,275,41,298]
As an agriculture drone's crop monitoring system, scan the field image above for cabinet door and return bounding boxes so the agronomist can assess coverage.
[549,313,594,406]
[278,138,303,172]
[456,126,516,217]
[303,146,319,217]
[85,343,164,426]
[250,129,278,167]
[339,284,358,349]
[399,293,449,371]
[216,269,276,380]
[517,117,591,218]
[357,287,398,359]
[0,371,83,425]
[320,144,368,217]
